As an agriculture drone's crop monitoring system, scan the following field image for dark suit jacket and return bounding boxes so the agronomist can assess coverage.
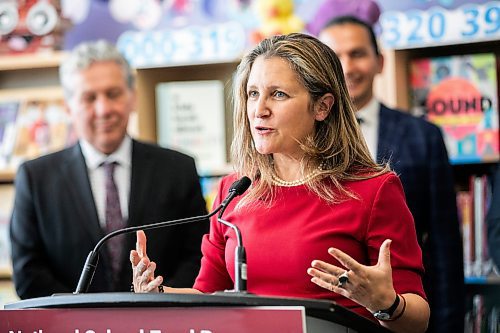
[10,140,209,299]
[377,104,464,333]
[487,164,500,269]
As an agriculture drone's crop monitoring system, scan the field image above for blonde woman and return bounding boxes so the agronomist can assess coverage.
[131,33,430,333]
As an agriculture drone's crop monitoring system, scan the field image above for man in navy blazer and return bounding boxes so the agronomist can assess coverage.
[320,16,464,332]
[10,40,208,299]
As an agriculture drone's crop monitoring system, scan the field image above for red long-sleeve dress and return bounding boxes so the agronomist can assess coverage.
[194,172,426,320]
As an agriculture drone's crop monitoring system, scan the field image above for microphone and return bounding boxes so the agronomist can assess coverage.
[216,176,251,293]
[74,176,251,294]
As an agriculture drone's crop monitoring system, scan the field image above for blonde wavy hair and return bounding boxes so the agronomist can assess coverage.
[231,33,389,206]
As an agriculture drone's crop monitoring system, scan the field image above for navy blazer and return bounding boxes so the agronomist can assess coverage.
[10,140,209,299]
[377,104,464,333]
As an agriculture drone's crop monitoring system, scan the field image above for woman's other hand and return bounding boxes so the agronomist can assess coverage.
[307,239,396,312]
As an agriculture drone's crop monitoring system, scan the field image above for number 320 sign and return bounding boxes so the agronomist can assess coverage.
[380,1,499,49]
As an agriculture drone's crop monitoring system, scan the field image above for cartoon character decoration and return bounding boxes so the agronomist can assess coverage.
[107,0,233,31]
[307,0,381,36]
[252,0,304,43]
[109,0,162,30]
[0,0,70,54]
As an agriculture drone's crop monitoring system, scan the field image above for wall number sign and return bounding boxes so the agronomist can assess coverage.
[380,1,499,49]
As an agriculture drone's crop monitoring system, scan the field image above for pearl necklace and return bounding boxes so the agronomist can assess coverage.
[271,166,323,187]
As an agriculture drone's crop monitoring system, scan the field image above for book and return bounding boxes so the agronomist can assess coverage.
[10,98,75,168]
[457,191,473,277]
[0,101,20,169]
[200,176,224,212]
[0,184,14,278]
[410,53,499,164]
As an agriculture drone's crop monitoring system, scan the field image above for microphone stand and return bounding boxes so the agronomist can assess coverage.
[217,203,248,293]
[75,212,219,294]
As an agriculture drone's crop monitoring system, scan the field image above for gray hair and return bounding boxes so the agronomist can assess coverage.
[59,40,135,98]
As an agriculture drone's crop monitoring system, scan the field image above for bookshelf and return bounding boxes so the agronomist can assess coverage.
[0,54,69,304]
[0,51,66,183]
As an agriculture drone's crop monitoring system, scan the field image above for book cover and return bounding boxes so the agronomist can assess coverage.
[410,53,499,164]
[10,98,75,168]
[0,101,20,169]
[0,184,14,279]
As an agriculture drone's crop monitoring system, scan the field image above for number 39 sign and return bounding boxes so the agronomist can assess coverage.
[380,1,499,49]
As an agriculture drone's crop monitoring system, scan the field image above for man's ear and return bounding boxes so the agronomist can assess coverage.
[377,53,384,74]
[314,93,334,121]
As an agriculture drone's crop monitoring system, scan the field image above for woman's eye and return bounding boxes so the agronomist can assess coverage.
[273,91,287,98]
[248,91,258,98]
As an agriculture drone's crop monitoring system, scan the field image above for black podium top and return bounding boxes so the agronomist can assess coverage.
[5,292,390,333]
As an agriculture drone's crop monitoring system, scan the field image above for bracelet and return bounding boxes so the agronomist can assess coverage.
[386,294,407,321]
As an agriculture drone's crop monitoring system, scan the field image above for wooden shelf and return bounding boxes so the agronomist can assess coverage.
[465,276,500,297]
[0,170,15,183]
[0,267,12,279]
[465,276,500,285]
[0,86,64,101]
[0,51,67,71]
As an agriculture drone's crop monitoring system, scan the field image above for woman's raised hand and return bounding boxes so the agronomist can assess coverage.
[130,230,164,293]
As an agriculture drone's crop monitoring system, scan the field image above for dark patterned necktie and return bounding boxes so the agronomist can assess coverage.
[103,161,124,285]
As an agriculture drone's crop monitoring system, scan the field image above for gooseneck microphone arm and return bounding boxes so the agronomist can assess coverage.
[74,176,252,294]
[75,209,220,294]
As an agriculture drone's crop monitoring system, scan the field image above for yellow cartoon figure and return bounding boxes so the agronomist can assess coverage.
[252,0,304,43]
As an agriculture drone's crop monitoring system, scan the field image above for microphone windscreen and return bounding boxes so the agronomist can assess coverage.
[230,176,251,196]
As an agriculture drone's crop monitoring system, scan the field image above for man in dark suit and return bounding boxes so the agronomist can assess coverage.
[10,40,208,299]
[320,16,465,332]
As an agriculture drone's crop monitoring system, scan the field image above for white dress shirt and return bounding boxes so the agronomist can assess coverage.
[80,136,132,228]
[356,98,380,161]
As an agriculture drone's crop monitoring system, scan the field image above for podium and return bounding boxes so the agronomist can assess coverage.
[2,292,390,332]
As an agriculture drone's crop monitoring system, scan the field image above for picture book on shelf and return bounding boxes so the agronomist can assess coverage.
[10,98,76,169]
[0,184,14,278]
[0,101,20,169]
[410,53,499,164]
